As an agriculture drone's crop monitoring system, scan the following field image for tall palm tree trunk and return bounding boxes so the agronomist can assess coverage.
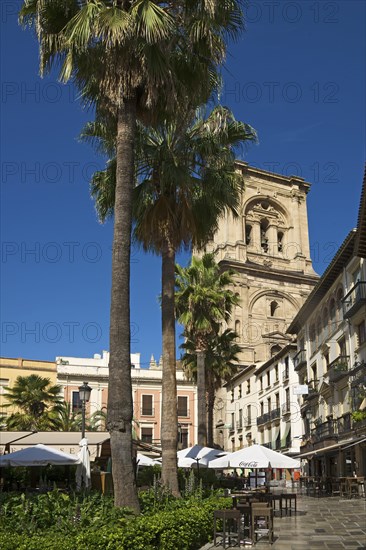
[206,368,216,448]
[108,96,140,512]
[161,239,179,496]
[196,350,207,446]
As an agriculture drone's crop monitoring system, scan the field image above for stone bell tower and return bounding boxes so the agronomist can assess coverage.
[204,162,319,365]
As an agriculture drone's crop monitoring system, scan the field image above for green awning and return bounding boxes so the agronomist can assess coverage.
[271,426,280,449]
[281,422,291,448]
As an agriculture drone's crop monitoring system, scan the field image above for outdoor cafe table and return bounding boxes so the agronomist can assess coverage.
[232,492,289,517]
[338,477,365,498]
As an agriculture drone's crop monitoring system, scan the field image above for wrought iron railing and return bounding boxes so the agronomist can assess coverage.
[294,349,307,370]
[342,281,366,318]
[303,387,319,401]
[328,355,350,383]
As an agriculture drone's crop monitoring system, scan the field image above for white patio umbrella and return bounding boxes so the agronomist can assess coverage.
[136,453,158,467]
[76,438,91,490]
[0,444,80,467]
[178,445,227,468]
[208,444,300,469]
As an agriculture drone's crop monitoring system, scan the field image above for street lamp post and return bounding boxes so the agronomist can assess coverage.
[79,382,92,439]
[305,408,312,435]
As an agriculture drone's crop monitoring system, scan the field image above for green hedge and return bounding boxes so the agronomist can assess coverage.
[0,495,231,550]
[75,497,231,550]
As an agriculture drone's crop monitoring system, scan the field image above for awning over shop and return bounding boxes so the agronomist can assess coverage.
[5,432,110,462]
[298,438,355,459]
[342,437,366,450]
[0,432,35,454]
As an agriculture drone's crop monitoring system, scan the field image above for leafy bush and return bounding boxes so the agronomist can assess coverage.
[75,496,231,550]
[352,410,366,422]
[0,490,132,534]
[137,465,162,487]
[0,490,231,550]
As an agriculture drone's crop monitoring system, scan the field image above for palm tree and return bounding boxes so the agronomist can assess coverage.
[181,328,241,447]
[53,401,83,432]
[82,106,255,493]
[3,375,63,431]
[19,0,246,509]
[175,253,239,446]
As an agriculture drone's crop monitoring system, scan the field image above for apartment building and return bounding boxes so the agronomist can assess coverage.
[287,170,366,477]
[57,351,197,448]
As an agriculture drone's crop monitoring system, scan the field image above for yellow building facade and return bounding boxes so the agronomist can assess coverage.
[0,357,57,419]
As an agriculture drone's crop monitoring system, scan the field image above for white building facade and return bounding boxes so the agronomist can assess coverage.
[288,170,366,478]
[217,344,303,457]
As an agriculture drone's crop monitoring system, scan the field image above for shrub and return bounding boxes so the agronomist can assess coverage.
[0,491,231,550]
[352,410,366,422]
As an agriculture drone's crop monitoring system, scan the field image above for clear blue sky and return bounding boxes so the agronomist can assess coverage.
[1,1,365,366]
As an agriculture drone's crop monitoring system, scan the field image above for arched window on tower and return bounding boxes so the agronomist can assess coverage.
[270,300,279,317]
[277,231,284,253]
[260,219,269,253]
[245,225,252,245]
[235,320,241,341]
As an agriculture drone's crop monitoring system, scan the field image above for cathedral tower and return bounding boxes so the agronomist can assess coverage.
[204,162,319,365]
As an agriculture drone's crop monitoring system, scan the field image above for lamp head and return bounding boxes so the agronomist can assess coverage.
[79,381,92,403]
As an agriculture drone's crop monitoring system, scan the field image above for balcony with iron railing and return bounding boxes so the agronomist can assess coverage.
[282,403,291,415]
[311,419,336,442]
[236,420,243,430]
[309,412,353,443]
[337,412,352,434]
[294,349,307,371]
[350,361,366,386]
[257,415,264,426]
[303,386,319,402]
[244,416,252,427]
[342,281,366,319]
[271,407,281,420]
[328,355,350,383]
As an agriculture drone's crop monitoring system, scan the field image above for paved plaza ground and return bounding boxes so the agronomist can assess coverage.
[201,495,366,549]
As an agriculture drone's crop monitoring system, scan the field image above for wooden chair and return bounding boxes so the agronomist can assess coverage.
[251,503,274,545]
[348,479,360,499]
[213,509,241,548]
[340,479,348,498]
[357,477,365,498]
